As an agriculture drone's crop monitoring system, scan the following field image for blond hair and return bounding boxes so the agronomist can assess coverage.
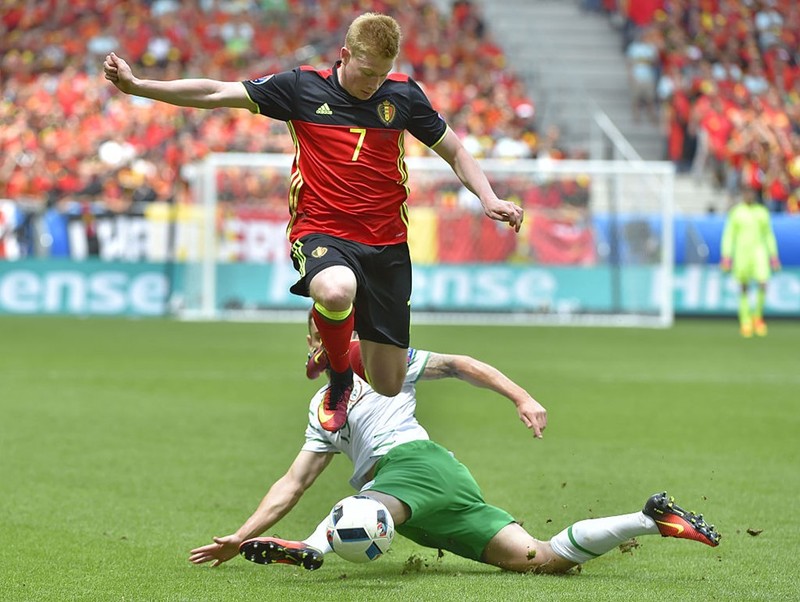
[345,13,402,60]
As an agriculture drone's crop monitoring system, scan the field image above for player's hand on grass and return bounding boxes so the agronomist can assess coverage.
[517,396,547,439]
[483,198,524,233]
[720,257,732,272]
[103,52,135,94]
[189,534,242,567]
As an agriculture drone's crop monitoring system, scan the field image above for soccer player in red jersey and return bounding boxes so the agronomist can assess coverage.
[103,13,524,432]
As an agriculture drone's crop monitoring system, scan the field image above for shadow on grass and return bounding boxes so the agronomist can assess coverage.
[231,551,588,585]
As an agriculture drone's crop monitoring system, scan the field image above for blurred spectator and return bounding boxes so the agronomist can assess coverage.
[617,0,664,50]
[754,0,784,53]
[691,86,733,186]
[763,153,790,213]
[743,60,770,96]
[626,27,660,124]
[492,125,533,159]
[97,134,137,168]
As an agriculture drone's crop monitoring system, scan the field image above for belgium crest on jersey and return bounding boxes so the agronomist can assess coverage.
[377,100,396,125]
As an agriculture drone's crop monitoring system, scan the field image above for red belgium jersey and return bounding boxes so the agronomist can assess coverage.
[242,61,448,245]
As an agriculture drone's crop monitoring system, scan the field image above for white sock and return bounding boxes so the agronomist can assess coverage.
[302,516,333,554]
[549,511,659,564]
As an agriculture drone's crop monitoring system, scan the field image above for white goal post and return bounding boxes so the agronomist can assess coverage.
[176,153,674,327]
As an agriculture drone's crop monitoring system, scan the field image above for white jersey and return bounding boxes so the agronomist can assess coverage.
[302,349,431,490]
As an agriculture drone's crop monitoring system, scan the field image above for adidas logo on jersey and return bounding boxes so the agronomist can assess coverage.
[315,103,333,115]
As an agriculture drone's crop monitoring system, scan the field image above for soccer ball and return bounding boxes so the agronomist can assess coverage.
[326,495,394,563]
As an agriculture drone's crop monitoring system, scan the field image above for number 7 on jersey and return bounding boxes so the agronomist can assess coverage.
[349,128,366,161]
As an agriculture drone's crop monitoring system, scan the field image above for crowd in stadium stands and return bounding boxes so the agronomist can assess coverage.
[597,0,800,213]
[6,1,798,266]
[0,0,540,219]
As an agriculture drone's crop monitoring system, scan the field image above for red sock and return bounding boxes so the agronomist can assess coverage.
[312,306,354,373]
[348,340,367,382]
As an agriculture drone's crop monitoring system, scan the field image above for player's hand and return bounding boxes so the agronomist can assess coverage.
[483,198,524,233]
[103,52,135,94]
[516,396,547,439]
[720,257,732,272]
[189,534,242,567]
[770,257,781,271]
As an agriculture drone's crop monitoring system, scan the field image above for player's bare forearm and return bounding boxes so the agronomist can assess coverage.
[449,146,497,203]
[433,128,524,231]
[235,451,333,541]
[234,476,305,540]
[188,477,301,568]
[422,352,517,393]
[421,353,547,437]
[103,52,251,109]
[139,79,234,108]
[122,77,250,109]
[188,452,331,568]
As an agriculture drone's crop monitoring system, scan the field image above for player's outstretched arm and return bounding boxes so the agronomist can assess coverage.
[189,450,333,567]
[432,127,524,232]
[103,52,254,110]
[419,352,547,438]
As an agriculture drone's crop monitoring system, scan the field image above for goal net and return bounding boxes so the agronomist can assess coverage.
[175,153,674,327]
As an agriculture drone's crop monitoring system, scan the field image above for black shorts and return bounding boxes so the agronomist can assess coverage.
[289,234,411,348]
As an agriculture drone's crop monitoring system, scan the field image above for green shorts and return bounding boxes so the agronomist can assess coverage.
[368,439,515,561]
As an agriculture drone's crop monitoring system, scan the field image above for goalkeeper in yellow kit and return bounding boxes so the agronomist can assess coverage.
[720,192,781,337]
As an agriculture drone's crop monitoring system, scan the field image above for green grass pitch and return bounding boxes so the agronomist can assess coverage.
[1,316,798,601]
